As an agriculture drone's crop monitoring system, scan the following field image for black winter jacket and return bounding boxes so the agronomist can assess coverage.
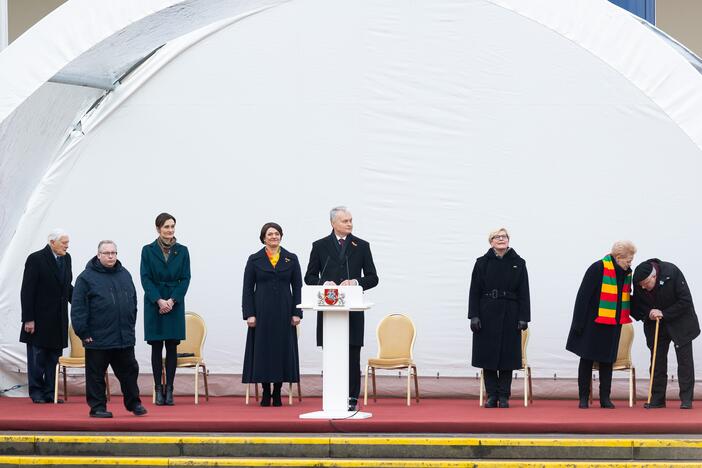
[71,257,137,349]
[631,259,700,348]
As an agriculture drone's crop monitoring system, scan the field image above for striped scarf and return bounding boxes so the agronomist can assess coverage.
[594,255,632,325]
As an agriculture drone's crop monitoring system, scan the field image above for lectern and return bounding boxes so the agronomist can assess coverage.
[298,285,373,419]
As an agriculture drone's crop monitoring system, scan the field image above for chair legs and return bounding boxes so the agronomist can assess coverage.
[363,366,370,405]
[528,366,533,404]
[194,364,199,405]
[202,364,209,402]
[524,366,529,407]
[53,364,60,404]
[628,367,637,407]
[363,366,420,406]
[479,370,485,407]
[412,365,419,403]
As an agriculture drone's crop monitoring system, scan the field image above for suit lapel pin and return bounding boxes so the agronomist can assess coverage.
[351,241,357,247]
[285,257,291,263]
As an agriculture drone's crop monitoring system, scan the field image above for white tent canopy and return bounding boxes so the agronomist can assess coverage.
[2,0,702,394]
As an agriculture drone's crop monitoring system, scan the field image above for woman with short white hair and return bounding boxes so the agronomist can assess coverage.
[566,240,636,409]
[468,228,531,408]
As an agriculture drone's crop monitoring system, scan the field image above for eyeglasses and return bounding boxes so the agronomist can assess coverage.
[491,235,509,241]
[99,251,118,256]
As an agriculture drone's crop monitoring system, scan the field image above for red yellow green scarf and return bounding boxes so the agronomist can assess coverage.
[594,255,632,325]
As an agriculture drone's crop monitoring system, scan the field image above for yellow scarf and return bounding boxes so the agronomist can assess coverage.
[265,248,280,267]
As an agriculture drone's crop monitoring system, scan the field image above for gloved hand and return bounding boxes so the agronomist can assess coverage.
[470,317,481,333]
[517,321,528,331]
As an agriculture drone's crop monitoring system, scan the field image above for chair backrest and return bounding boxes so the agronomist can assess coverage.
[613,322,634,368]
[178,312,207,358]
[376,314,416,359]
[521,328,529,368]
[68,324,85,359]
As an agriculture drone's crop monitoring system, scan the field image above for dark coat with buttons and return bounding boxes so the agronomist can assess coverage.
[631,259,700,349]
[304,232,379,347]
[71,257,138,350]
[140,241,191,342]
[468,248,530,370]
[566,259,629,363]
[19,245,73,349]
[242,247,302,383]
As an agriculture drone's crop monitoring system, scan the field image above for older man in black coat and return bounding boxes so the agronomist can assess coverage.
[20,229,73,404]
[632,259,700,409]
[304,206,378,411]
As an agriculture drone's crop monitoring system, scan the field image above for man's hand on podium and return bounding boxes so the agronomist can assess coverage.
[340,279,359,286]
[323,281,336,286]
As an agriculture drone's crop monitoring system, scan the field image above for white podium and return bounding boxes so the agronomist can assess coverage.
[297,285,373,419]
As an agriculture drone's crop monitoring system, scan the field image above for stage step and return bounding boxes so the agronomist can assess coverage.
[0,457,700,467]
[0,434,701,464]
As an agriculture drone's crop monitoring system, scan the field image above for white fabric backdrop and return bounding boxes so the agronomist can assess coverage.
[2,0,702,392]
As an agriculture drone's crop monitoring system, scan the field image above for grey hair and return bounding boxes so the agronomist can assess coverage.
[47,228,69,242]
[97,240,118,252]
[611,240,636,258]
[329,206,349,222]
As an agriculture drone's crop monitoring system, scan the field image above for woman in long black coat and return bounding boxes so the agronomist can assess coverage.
[566,240,636,409]
[242,222,302,407]
[468,228,530,408]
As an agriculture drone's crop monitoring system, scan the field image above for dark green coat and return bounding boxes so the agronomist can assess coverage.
[140,241,191,342]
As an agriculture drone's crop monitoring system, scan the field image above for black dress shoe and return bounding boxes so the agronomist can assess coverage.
[498,398,510,408]
[132,404,148,416]
[348,398,358,411]
[484,396,498,408]
[600,399,616,409]
[89,410,113,418]
[578,399,589,409]
[31,399,47,404]
[644,401,666,409]
[680,401,693,409]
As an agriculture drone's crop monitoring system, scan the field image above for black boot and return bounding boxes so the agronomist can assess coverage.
[165,385,174,406]
[260,383,271,407]
[154,384,165,406]
[272,383,283,407]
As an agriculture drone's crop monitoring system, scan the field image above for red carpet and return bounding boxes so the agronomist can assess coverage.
[0,397,699,433]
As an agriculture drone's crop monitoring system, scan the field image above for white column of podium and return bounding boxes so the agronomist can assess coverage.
[298,285,372,419]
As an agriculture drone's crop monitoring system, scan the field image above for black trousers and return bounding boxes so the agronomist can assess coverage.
[484,369,512,399]
[648,326,695,404]
[26,344,62,401]
[578,358,613,401]
[85,347,141,413]
[349,345,361,401]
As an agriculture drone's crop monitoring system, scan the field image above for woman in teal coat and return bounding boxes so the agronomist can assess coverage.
[141,212,191,406]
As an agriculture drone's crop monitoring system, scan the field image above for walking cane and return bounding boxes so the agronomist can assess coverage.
[647,318,661,405]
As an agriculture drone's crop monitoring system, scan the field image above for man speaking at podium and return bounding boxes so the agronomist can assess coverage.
[305,206,379,411]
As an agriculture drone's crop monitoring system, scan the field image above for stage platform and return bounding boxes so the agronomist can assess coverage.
[1,396,701,434]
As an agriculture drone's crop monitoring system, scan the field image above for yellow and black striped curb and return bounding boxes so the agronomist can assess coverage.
[0,457,701,467]
[1,435,702,461]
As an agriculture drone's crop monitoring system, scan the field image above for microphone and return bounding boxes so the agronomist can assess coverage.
[318,256,330,285]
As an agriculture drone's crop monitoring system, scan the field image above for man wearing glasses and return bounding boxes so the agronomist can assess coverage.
[71,240,147,418]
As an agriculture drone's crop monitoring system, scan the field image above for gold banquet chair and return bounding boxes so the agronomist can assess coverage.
[590,322,636,407]
[245,326,303,406]
[54,325,110,403]
[363,314,419,406]
[479,329,532,407]
[173,312,209,404]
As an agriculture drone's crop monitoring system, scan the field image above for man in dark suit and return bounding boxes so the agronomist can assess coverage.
[632,259,700,409]
[304,206,378,411]
[20,229,73,403]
